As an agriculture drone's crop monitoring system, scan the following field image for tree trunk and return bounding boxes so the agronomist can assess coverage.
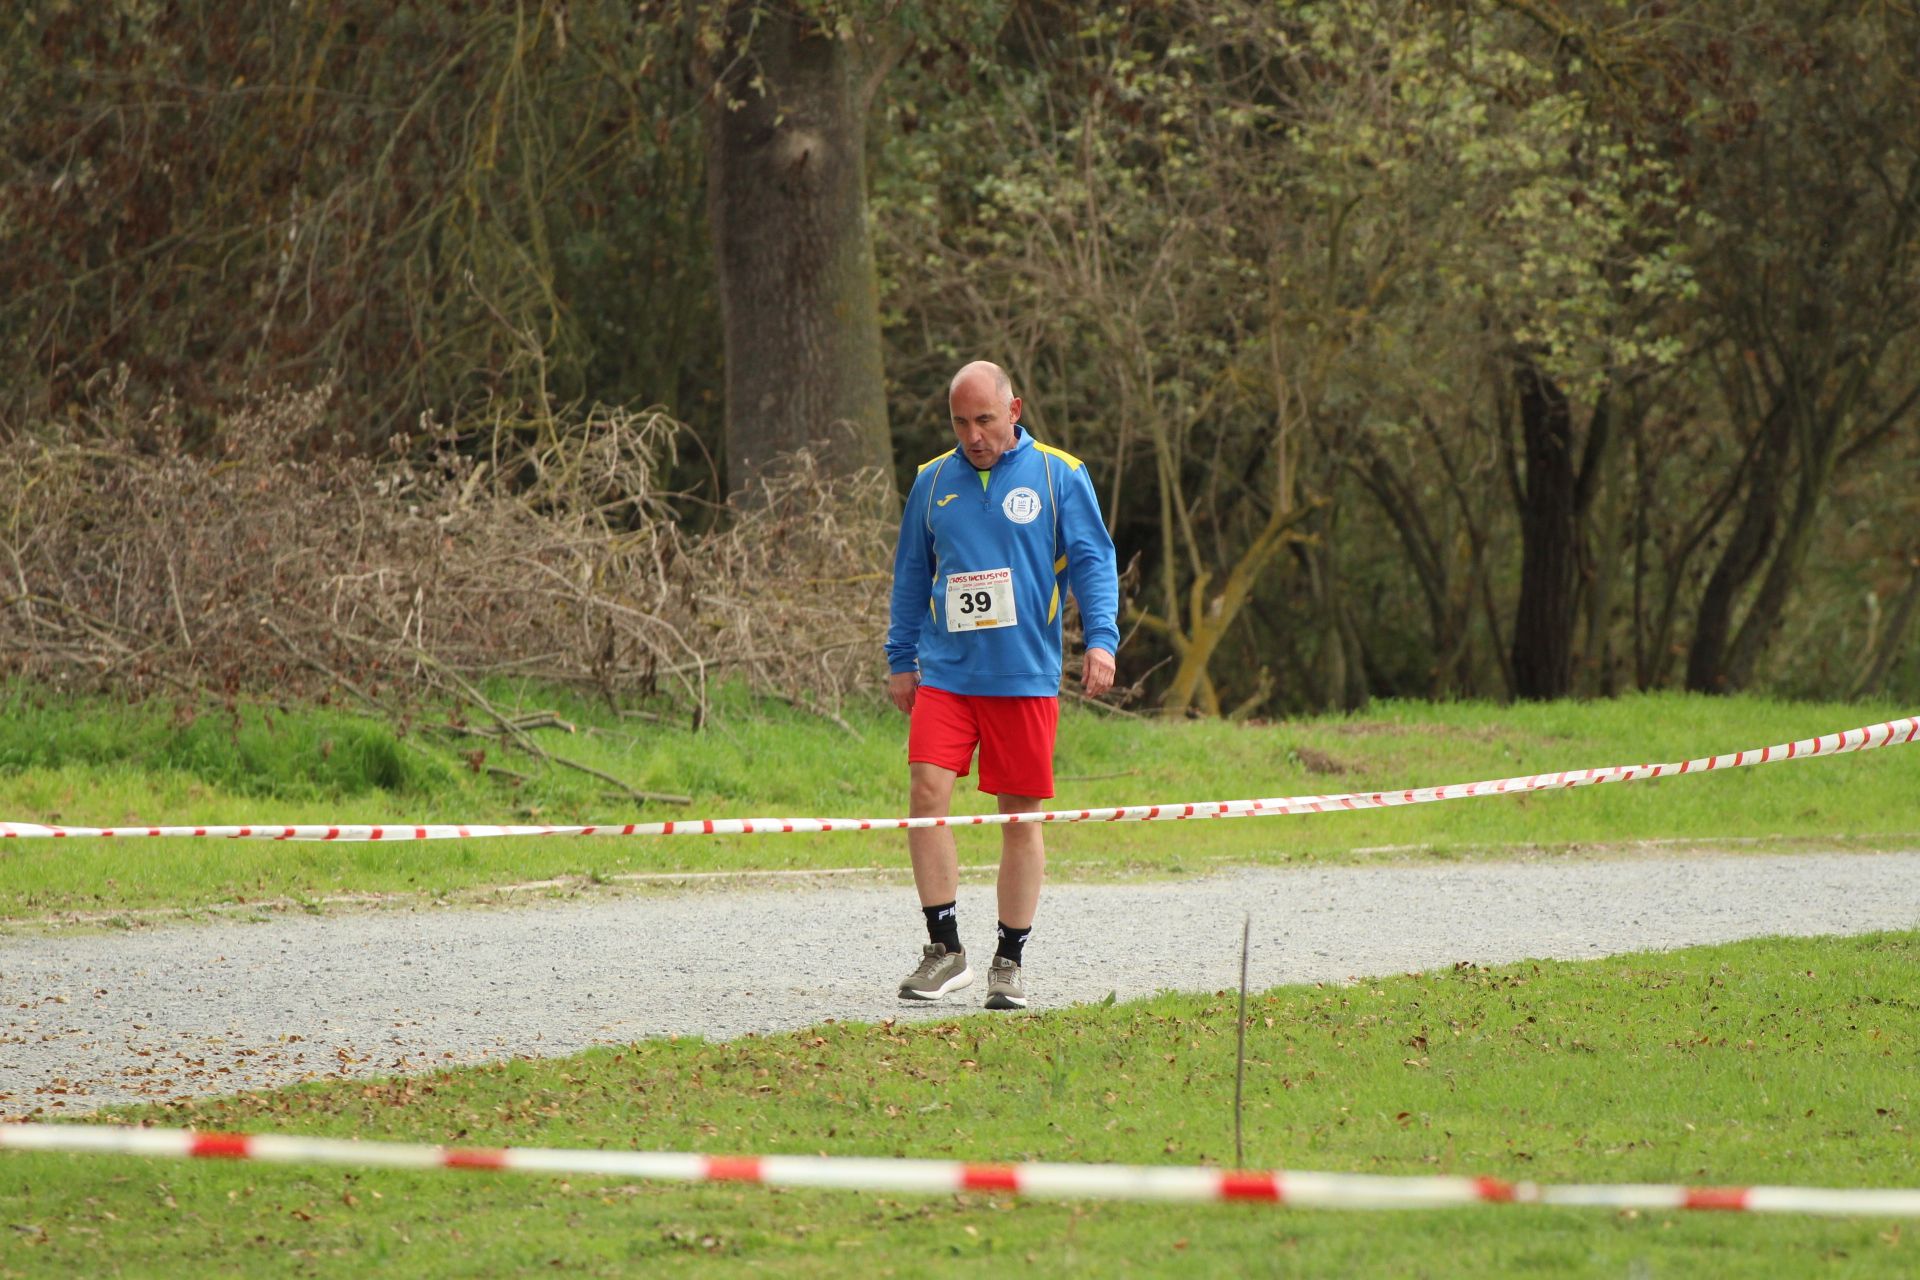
[1508,359,1584,699]
[1683,436,1782,692]
[1717,394,1868,692]
[704,3,891,494]
[1581,397,1629,696]
[1854,559,1920,698]
[1350,441,1471,696]
[1718,451,1833,689]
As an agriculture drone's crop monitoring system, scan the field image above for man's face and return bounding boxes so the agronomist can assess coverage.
[949,378,1022,469]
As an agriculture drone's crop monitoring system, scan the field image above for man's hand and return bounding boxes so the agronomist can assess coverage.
[1082,648,1115,698]
[889,670,920,715]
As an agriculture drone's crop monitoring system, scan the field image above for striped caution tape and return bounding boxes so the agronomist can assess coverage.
[1,715,1915,843]
[4,1123,1920,1215]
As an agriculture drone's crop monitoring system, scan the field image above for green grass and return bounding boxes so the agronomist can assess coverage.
[4,933,1918,1276]
[2,687,1917,919]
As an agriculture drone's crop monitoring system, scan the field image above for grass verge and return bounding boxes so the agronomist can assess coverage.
[1,686,1916,920]
[3,932,1917,1276]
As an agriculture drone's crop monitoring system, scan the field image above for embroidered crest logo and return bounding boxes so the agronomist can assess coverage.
[1002,487,1042,524]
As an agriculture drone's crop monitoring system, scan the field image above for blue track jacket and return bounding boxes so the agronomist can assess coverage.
[887,426,1120,697]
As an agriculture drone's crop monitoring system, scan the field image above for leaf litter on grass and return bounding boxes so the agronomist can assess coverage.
[5,933,1919,1275]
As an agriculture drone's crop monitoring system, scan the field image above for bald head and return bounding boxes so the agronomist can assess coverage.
[949,360,1013,409]
[947,361,1023,469]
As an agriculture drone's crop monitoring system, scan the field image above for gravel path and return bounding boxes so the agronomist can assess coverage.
[4,849,1917,1118]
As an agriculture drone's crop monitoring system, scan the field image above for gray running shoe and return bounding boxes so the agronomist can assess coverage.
[898,944,972,1001]
[984,955,1027,1010]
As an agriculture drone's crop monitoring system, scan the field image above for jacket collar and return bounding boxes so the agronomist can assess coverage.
[955,424,1031,468]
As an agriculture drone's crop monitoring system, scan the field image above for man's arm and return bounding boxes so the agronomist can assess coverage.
[888,670,920,715]
[1082,648,1115,697]
[1060,464,1121,695]
[885,474,934,715]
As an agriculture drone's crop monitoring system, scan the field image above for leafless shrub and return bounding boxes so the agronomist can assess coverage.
[0,381,895,721]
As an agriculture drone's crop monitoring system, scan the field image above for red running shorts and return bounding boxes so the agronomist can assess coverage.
[908,685,1059,799]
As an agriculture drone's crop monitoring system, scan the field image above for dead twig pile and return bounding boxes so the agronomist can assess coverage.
[1,381,896,727]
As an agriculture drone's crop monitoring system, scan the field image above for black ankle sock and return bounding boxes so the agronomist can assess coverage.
[922,901,961,953]
[995,921,1032,964]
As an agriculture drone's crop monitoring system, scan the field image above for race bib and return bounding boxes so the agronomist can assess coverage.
[946,567,1017,631]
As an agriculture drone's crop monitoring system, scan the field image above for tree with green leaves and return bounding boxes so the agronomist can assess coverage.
[1672,3,1920,693]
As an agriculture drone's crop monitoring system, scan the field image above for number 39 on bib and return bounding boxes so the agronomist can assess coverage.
[945,567,1017,631]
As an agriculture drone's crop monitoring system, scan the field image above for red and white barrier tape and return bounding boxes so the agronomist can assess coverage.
[2,716,1915,843]
[3,1123,1918,1215]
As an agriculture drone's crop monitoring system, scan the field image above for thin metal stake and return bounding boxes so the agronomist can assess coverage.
[1234,912,1250,1170]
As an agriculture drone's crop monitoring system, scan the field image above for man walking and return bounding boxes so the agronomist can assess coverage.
[885,361,1120,1008]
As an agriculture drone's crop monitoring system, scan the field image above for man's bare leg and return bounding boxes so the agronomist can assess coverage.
[908,762,960,908]
[899,762,974,1000]
[995,793,1046,929]
[981,792,1044,1009]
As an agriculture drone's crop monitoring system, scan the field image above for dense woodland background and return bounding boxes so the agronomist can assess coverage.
[3,0,1917,718]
